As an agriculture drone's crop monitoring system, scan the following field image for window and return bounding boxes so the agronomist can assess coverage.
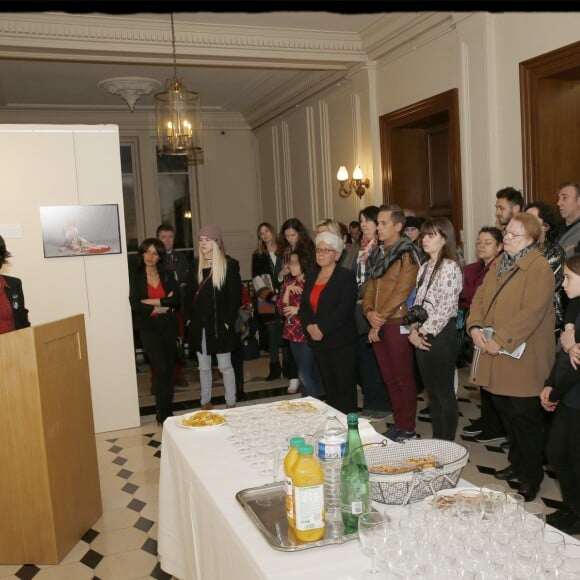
[120,143,140,253]
[156,154,194,251]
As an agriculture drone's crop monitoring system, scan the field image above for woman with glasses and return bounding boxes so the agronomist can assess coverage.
[460,227,506,441]
[129,238,180,425]
[299,231,358,413]
[467,213,555,502]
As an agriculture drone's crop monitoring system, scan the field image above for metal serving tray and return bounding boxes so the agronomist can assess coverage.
[236,481,359,552]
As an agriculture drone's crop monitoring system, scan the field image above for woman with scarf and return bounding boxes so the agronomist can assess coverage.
[352,205,392,418]
[467,213,555,501]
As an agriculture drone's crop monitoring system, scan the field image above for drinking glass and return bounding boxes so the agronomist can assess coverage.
[556,543,580,574]
[542,529,565,553]
[523,500,546,524]
[358,511,387,578]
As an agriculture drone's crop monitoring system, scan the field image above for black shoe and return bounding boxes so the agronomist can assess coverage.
[518,481,540,502]
[494,466,518,481]
[265,361,281,381]
[475,432,506,443]
[463,419,483,435]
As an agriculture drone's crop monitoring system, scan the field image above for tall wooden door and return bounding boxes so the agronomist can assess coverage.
[380,89,463,245]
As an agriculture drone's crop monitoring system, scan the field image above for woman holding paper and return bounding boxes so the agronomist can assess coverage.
[467,212,555,502]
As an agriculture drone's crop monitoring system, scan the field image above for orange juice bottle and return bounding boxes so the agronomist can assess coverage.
[292,444,325,542]
[284,437,305,529]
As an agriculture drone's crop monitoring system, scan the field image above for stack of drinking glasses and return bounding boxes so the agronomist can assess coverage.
[355,483,580,578]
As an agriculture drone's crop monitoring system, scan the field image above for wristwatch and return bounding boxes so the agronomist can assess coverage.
[417,329,426,339]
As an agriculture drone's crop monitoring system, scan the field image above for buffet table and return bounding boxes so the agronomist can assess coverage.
[158,398,579,579]
[158,399,387,580]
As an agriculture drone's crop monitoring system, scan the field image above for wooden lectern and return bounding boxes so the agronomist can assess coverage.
[0,314,102,564]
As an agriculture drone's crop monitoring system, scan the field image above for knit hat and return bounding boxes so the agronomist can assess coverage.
[199,224,222,243]
[405,216,424,230]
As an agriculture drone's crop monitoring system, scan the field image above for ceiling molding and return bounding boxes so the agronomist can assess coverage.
[0,13,367,65]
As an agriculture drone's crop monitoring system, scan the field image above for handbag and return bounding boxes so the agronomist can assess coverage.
[241,333,260,360]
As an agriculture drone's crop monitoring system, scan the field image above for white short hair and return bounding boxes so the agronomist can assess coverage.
[315,231,344,258]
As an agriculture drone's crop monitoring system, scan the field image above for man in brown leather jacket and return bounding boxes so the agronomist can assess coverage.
[363,205,422,441]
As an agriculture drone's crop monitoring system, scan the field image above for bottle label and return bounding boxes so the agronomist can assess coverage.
[318,441,346,460]
[350,501,363,515]
[294,485,324,531]
[285,476,294,520]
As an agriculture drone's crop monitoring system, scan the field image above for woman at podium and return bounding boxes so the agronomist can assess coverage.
[129,238,180,425]
[0,235,30,334]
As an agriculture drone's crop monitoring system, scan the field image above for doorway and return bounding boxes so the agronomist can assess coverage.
[520,41,580,203]
[379,89,463,244]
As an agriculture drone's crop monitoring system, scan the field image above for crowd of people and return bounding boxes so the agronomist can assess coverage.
[125,180,580,536]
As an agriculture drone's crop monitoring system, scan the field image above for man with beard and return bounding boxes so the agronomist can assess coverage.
[363,205,423,441]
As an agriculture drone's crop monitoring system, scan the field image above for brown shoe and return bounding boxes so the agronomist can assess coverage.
[226,404,236,409]
[201,402,213,410]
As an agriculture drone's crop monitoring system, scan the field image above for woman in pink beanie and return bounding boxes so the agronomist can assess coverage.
[185,225,242,409]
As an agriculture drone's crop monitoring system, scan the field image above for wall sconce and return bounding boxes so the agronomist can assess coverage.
[337,165,370,199]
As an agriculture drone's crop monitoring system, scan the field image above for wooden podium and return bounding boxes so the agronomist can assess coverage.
[0,314,102,564]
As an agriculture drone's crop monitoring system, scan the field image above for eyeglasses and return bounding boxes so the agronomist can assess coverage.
[315,248,336,255]
[503,231,528,240]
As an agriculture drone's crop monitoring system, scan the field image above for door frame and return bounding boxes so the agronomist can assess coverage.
[379,88,463,239]
[520,40,580,201]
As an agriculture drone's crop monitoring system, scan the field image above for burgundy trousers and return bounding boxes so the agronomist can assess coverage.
[372,323,418,432]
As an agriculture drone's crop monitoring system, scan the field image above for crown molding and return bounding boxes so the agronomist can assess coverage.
[0,107,250,131]
[0,13,367,66]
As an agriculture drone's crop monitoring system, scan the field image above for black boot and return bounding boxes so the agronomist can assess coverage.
[236,381,246,401]
[266,361,281,381]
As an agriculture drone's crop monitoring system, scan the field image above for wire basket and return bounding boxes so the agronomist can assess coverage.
[363,439,468,505]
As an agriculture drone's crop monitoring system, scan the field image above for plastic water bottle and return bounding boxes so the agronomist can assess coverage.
[317,414,347,526]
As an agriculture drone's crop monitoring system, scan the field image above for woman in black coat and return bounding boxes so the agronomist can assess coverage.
[299,231,358,413]
[0,235,30,334]
[185,224,241,409]
[129,237,180,425]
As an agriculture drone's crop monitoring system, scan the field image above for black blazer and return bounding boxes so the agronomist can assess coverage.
[1,275,30,331]
[299,265,357,349]
[129,267,180,331]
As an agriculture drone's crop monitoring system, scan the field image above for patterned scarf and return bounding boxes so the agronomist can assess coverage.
[355,236,378,296]
[497,243,537,278]
[366,237,424,281]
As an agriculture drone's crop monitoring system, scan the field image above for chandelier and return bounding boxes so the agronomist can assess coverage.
[155,13,203,163]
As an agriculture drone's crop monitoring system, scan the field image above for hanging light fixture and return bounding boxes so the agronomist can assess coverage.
[155,13,203,163]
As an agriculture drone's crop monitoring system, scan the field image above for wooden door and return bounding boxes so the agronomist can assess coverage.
[520,41,580,203]
[380,89,463,244]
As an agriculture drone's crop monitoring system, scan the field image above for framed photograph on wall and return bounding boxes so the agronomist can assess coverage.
[39,204,122,258]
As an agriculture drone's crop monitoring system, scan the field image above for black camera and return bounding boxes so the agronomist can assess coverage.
[402,305,429,326]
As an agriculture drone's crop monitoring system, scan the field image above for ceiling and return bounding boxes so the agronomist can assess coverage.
[0,11,402,127]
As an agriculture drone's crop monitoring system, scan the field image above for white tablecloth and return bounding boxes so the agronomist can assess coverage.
[158,399,389,580]
[157,398,578,580]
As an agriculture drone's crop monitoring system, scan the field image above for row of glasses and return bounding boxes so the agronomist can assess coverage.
[223,402,327,479]
[355,483,580,578]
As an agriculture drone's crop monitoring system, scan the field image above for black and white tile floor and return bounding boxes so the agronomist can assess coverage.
[1,368,577,579]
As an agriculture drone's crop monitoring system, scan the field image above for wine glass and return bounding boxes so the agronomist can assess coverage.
[358,511,387,578]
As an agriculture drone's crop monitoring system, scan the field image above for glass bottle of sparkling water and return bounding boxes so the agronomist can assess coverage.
[340,413,371,534]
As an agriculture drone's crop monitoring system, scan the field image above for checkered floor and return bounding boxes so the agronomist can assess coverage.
[1,368,577,579]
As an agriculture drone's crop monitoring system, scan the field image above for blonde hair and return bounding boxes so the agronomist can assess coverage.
[316,218,341,237]
[198,239,227,289]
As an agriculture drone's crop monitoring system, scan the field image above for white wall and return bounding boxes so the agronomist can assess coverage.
[0,125,140,433]
[255,12,580,263]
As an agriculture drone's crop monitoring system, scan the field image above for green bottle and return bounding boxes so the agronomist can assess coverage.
[340,413,371,534]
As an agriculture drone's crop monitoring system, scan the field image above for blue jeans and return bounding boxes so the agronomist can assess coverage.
[197,329,236,406]
[289,341,325,398]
